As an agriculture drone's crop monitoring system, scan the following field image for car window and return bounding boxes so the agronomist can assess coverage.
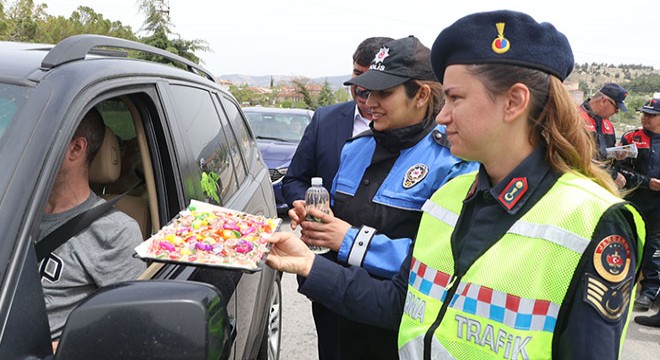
[96,100,137,141]
[216,95,247,186]
[168,85,238,204]
[0,83,31,141]
[244,110,311,142]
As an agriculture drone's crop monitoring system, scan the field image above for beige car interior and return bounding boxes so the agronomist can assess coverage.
[88,96,164,279]
[89,126,151,239]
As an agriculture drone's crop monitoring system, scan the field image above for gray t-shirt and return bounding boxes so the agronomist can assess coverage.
[38,192,146,339]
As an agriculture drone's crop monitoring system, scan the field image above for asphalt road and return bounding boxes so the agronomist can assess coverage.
[279,219,318,360]
[277,218,660,359]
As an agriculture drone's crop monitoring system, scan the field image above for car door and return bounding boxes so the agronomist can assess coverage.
[159,82,277,359]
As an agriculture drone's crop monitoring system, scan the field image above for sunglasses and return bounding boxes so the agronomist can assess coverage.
[605,97,619,110]
[355,87,371,100]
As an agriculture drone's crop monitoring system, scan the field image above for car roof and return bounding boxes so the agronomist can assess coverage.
[0,35,217,85]
[0,42,55,81]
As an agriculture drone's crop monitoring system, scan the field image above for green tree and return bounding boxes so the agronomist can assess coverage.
[0,1,6,35]
[292,78,316,110]
[1,0,47,41]
[626,74,660,94]
[137,0,208,64]
[317,79,336,107]
[37,6,136,44]
[334,88,349,103]
[227,84,267,106]
[1,1,135,43]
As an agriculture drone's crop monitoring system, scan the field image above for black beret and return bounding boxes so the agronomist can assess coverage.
[430,10,574,83]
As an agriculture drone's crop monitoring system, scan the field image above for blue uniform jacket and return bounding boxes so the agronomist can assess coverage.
[282,101,355,207]
[331,125,478,278]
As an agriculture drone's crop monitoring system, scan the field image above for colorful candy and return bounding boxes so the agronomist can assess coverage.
[146,206,279,269]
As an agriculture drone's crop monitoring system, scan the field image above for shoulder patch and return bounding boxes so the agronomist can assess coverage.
[403,164,429,189]
[432,129,450,148]
[583,273,632,321]
[593,235,631,283]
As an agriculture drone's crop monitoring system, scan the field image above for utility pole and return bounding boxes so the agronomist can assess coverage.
[157,0,170,19]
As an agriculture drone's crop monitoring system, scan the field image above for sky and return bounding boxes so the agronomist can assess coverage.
[39,0,660,79]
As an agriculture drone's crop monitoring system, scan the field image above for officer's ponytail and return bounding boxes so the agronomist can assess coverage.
[467,64,620,197]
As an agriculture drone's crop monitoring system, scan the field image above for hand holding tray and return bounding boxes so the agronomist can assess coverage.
[135,200,281,272]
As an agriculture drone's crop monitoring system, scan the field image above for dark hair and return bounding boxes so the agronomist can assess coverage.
[353,37,394,67]
[403,79,444,120]
[73,107,105,166]
[466,63,618,195]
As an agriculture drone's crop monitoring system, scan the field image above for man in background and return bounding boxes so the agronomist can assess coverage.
[280,36,392,360]
[616,98,660,318]
[578,82,629,186]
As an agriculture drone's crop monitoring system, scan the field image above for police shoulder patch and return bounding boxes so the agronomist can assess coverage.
[403,163,429,189]
[593,235,631,283]
[583,273,632,321]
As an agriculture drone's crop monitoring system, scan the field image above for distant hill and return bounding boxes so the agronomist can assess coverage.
[218,74,350,90]
[567,63,659,92]
[220,64,660,93]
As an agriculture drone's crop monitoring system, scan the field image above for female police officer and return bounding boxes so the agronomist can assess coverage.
[288,35,476,359]
[267,10,645,359]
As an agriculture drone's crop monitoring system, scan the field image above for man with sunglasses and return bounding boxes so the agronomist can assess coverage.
[578,82,629,185]
[617,98,660,317]
[281,36,392,360]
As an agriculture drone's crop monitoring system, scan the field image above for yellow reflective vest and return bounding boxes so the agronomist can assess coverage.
[398,171,644,360]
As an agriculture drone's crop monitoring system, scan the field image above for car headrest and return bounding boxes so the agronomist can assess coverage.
[89,126,121,184]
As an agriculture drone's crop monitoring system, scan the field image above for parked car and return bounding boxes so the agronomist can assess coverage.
[0,35,281,360]
[242,107,313,214]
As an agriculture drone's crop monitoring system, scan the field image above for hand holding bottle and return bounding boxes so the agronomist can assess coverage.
[299,207,351,252]
[303,177,331,254]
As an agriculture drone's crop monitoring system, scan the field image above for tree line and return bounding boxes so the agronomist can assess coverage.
[0,0,207,66]
[0,0,343,110]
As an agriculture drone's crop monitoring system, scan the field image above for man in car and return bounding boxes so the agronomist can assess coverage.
[37,107,145,340]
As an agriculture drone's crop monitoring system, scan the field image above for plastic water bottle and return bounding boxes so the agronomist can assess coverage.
[304,177,331,254]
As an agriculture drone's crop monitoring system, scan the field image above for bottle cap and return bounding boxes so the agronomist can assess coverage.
[311,177,323,186]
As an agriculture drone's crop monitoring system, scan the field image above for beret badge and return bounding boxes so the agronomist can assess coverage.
[491,22,510,54]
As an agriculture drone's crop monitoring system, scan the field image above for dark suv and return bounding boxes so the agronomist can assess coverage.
[0,35,281,359]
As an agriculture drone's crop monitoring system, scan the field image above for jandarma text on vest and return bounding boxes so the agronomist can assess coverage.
[403,291,426,322]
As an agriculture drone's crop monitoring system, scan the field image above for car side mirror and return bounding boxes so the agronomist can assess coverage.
[55,280,232,360]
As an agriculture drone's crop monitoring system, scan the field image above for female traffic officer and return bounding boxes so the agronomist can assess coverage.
[288,35,477,360]
[268,10,645,360]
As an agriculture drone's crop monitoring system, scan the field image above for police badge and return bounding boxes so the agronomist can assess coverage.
[403,163,428,189]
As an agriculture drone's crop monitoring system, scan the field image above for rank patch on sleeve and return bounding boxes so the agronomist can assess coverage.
[583,273,632,321]
[593,235,631,283]
[403,164,428,189]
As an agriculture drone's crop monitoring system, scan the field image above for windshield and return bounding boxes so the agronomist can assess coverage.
[0,83,31,142]
[244,111,311,142]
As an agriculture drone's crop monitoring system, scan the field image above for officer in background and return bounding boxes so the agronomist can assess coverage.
[579,82,629,186]
[265,10,645,359]
[617,98,660,316]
